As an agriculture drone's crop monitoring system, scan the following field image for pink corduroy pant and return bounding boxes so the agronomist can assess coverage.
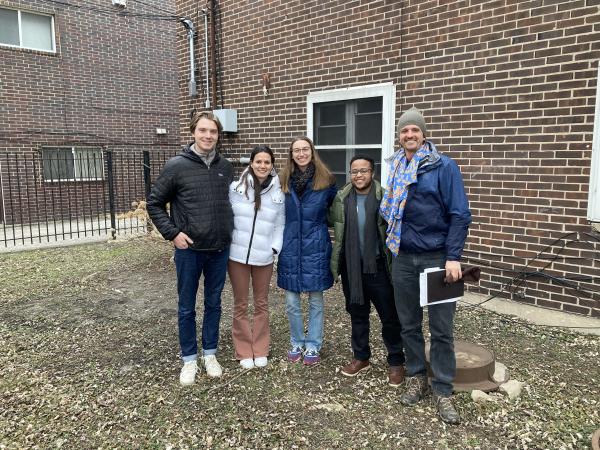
[228,260,273,360]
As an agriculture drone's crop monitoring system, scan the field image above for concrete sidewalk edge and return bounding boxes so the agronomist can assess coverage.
[461,292,600,337]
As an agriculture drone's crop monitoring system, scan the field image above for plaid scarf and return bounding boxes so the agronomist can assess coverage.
[380,143,431,255]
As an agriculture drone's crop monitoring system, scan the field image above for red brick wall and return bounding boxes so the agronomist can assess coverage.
[0,0,180,222]
[400,0,600,316]
[176,0,600,316]
[177,0,403,159]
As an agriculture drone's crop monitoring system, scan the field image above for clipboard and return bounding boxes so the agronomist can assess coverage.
[419,267,464,307]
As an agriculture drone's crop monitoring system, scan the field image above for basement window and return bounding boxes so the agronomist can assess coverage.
[0,7,55,52]
[307,83,396,189]
[42,148,105,182]
[313,98,383,188]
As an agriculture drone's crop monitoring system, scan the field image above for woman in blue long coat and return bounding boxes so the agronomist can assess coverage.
[278,136,337,366]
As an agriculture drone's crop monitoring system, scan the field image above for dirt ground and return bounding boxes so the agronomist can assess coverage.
[0,237,598,449]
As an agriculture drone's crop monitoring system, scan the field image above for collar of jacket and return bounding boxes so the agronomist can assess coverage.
[337,179,384,202]
[180,143,221,166]
[234,167,280,196]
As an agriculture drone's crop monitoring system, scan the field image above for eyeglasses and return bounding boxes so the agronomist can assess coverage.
[349,168,372,176]
[292,147,311,155]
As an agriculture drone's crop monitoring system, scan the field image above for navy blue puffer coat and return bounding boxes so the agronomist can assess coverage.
[277,181,337,293]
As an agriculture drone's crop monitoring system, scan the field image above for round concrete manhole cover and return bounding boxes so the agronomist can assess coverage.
[592,428,600,450]
[426,340,500,392]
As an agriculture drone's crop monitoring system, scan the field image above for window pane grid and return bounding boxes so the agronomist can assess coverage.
[0,7,54,52]
[43,148,104,182]
[314,97,383,188]
[0,8,19,45]
[21,12,53,51]
[74,149,104,180]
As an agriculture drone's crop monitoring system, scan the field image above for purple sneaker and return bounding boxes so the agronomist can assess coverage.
[287,346,303,363]
[303,350,320,366]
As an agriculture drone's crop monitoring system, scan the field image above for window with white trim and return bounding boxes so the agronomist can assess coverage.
[587,61,600,222]
[307,83,396,189]
[42,148,105,182]
[0,7,55,52]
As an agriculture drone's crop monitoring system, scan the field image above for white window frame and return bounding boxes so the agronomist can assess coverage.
[588,61,600,222]
[0,159,5,224]
[0,7,56,53]
[42,147,105,182]
[307,82,396,187]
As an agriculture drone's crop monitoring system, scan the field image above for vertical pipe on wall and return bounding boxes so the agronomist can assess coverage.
[204,10,210,108]
[208,0,218,109]
[180,18,197,98]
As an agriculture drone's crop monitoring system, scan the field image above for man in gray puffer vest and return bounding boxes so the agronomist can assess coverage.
[147,111,233,386]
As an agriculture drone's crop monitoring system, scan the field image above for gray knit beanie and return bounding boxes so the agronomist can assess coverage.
[397,107,427,134]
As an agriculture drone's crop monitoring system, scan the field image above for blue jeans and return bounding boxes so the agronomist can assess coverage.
[174,247,229,362]
[285,290,324,352]
[392,251,456,396]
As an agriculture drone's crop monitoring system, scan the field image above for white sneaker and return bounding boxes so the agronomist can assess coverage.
[202,354,223,378]
[254,357,268,368]
[179,360,199,386]
[240,358,255,369]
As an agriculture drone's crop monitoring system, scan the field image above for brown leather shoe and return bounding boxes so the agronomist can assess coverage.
[388,365,405,387]
[340,359,370,377]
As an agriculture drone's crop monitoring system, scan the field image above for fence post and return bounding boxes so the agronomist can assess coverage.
[106,151,117,239]
[142,151,152,233]
[143,151,151,198]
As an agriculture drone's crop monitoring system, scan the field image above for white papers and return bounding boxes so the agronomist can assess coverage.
[419,267,463,307]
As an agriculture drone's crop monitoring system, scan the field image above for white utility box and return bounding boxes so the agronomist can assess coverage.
[213,109,238,133]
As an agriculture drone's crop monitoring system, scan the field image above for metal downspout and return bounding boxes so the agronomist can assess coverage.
[179,18,197,98]
[208,0,218,109]
[204,11,210,108]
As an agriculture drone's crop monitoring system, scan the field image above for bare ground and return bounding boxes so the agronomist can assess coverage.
[0,237,598,449]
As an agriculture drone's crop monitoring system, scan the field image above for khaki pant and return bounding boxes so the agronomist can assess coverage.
[228,260,273,360]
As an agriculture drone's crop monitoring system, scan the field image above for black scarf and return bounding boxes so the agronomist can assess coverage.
[343,186,379,305]
[291,162,315,196]
[258,175,273,193]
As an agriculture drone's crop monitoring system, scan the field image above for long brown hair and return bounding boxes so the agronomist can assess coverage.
[279,136,335,193]
[236,145,274,211]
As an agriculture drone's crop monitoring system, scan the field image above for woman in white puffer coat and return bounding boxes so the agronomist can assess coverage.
[228,145,285,369]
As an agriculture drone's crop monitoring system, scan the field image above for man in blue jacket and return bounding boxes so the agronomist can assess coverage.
[380,107,471,425]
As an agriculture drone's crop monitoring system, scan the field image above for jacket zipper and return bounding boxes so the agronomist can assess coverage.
[245,202,259,265]
[297,191,303,291]
[244,182,275,264]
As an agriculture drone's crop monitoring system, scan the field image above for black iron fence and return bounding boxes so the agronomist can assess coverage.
[0,149,177,248]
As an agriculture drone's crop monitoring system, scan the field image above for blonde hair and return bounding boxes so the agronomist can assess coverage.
[279,136,335,193]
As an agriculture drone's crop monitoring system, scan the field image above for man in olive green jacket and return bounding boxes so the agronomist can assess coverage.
[328,155,405,386]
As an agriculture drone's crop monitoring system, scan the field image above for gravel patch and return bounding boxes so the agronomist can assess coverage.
[1,237,598,449]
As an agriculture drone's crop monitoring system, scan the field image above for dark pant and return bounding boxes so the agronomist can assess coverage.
[340,258,405,366]
[391,251,456,396]
[174,247,229,360]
